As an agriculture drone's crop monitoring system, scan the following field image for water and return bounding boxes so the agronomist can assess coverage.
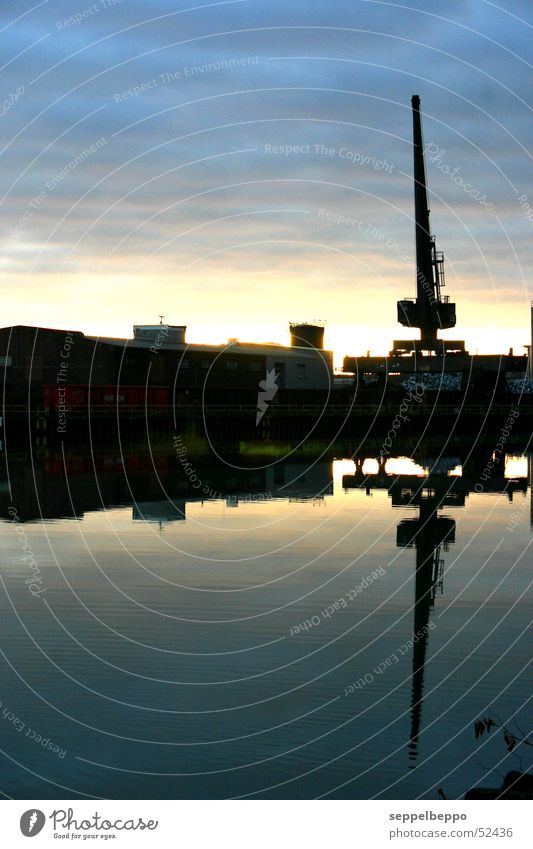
[0,446,531,799]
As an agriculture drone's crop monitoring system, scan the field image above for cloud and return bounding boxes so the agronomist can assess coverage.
[0,0,531,352]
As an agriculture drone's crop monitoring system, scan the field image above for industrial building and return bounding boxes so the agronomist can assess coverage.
[0,96,531,437]
[0,319,333,414]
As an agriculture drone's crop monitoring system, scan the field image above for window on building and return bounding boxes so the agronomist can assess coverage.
[226,360,238,371]
[249,362,261,371]
[274,362,285,388]
[297,363,307,379]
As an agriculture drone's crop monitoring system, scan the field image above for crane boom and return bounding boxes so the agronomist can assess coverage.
[396,96,458,352]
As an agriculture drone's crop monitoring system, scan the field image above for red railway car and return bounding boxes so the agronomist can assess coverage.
[43,384,170,411]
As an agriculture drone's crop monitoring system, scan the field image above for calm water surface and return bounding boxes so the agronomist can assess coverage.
[0,449,531,799]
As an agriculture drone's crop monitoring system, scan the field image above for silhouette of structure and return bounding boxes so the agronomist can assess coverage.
[343,452,529,763]
[395,484,455,765]
[393,96,465,357]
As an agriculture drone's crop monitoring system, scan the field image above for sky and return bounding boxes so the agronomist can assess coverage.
[0,0,532,363]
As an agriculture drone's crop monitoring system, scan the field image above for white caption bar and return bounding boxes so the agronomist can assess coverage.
[1,799,531,848]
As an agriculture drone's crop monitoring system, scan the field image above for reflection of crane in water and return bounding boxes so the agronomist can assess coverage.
[343,451,529,765]
[393,479,456,766]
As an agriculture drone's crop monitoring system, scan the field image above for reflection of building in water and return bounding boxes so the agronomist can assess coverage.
[132,501,186,524]
[0,450,333,524]
[530,453,533,530]
[343,451,530,765]
[266,462,333,501]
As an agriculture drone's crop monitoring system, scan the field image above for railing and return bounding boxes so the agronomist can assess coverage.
[3,402,531,417]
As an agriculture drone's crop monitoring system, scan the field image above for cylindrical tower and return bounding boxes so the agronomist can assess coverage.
[289,322,325,349]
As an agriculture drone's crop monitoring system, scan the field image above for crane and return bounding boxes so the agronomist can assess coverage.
[393,96,465,356]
